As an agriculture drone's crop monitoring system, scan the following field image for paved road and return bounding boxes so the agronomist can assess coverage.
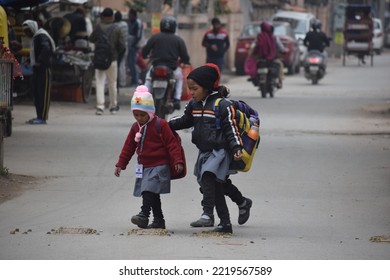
[1,52,389,260]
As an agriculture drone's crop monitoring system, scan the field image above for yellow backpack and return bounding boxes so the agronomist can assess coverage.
[214,98,260,172]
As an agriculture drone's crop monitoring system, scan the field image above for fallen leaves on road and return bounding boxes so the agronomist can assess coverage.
[369,235,390,243]
[194,230,232,238]
[128,228,171,236]
[49,227,98,235]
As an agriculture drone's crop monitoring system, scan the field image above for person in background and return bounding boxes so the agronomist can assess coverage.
[142,16,190,110]
[272,24,286,88]
[23,20,55,125]
[127,8,143,86]
[114,11,128,88]
[64,7,88,48]
[303,20,330,66]
[115,85,184,229]
[256,21,276,63]
[201,17,230,72]
[89,8,125,115]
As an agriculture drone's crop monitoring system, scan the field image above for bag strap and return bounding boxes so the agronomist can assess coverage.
[213,98,223,129]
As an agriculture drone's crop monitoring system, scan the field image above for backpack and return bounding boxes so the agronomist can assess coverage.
[214,98,260,172]
[155,117,187,180]
[93,25,115,70]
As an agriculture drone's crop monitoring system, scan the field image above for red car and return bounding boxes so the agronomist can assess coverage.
[234,21,300,75]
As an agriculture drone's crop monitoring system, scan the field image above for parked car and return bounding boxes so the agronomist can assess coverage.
[372,18,384,54]
[234,21,261,75]
[234,21,300,75]
[273,21,301,74]
[271,10,316,64]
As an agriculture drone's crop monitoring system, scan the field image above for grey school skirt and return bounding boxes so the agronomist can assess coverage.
[194,149,236,184]
[133,164,171,197]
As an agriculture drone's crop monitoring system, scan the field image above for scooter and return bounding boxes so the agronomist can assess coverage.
[150,65,176,119]
[257,59,279,98]
[304,50,326,85]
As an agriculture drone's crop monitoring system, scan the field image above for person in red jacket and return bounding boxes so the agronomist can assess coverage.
[202,17,230,72]
[115,85,184,229]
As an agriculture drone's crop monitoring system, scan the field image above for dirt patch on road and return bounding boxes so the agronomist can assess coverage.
[0,174,40,204]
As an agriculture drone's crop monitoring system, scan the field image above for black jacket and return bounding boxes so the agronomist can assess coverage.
[303,30,329,52]
[33,33,54,67]
[169,93,242,154]
[141,31,190,69]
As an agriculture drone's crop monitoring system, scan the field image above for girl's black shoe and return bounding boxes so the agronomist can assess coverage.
[148,218,166,229]
[212,223,233,234]
[131,212,149,228]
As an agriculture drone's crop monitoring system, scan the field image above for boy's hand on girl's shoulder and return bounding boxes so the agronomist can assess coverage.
[114,167,122,177]
[233,150,243,161]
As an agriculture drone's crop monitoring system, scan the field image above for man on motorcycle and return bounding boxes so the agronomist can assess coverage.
[142,16,191,110]
[303,20,330,67]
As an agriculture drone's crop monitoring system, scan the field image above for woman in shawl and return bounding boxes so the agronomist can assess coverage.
[256,21,276,62]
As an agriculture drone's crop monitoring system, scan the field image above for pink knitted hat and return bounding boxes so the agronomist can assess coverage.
[131,85,155,120]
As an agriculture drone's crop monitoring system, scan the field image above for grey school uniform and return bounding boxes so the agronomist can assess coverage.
[194,148,235,184]
[133,164,171,197]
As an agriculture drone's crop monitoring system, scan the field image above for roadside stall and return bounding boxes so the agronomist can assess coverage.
[343,4,374,66]
[2,0,93,103]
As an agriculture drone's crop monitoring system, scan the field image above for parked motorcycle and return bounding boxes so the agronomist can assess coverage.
[304,50,326,85]
[257,59,279,98]
[150,65,176,119]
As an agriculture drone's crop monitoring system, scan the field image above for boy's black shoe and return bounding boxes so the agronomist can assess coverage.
[238,198,252,225]
[212,223,233,234]
[131,212,149,229]
[148,218,166,229]
[190,215,214,227]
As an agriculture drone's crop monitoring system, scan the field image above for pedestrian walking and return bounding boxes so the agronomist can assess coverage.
[114,11,128,88]
[115,85,184,229]
[201,17,230,72]
[89,7,125,115]
[23,19,55,125]
[127,8,143,86]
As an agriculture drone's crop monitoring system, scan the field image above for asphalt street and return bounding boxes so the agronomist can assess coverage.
[0,52,389,260]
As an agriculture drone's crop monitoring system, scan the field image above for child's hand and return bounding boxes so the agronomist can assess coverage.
[114,167,122,177]
[175,163,184,174]
[233,150,243,161]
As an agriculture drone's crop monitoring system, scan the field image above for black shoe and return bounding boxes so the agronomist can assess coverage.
[213,223,233,234]
[190,215,214,227]
[148,218,166,229]
[131,212,149,228]
[238,198,252,225]
[173,99,181,110]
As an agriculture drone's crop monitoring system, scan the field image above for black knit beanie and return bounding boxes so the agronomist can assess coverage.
[187,63,220,92]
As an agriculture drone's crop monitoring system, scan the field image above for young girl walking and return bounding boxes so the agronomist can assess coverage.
[115,85,184,229]
[169,63,248,234]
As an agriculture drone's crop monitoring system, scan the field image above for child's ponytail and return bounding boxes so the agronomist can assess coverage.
[217,85,230,98]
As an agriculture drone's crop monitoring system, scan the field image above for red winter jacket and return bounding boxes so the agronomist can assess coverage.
[116,116,183,169]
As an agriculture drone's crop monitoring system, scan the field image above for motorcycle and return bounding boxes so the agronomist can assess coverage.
[304,50,326,85]
[257,59,279,98]
[150,65,176,119]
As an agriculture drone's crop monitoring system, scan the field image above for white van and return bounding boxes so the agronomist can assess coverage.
[271,10,316,64]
